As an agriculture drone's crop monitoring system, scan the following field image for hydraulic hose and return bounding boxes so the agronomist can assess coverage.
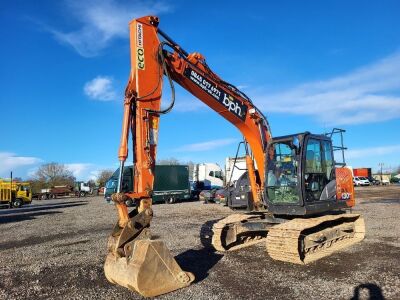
[143,42,175,115]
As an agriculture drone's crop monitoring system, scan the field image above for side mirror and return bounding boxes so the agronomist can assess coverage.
[293,137,300,147]
[291,137,300,154]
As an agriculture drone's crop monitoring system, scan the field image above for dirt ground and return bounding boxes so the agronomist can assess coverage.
[0,185,399,300]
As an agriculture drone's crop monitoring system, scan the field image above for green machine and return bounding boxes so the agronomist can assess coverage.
[105,165,191,206]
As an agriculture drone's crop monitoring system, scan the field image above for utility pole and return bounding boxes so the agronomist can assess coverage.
[378,163,384,182]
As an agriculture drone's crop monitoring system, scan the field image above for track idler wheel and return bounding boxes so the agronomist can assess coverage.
[104,239,194,297]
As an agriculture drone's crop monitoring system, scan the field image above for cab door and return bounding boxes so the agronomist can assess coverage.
[303,137,335,203]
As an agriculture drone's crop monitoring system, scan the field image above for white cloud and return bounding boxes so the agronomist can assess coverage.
[65,163,93,178]
[88,169,101,181]
[253,52,400,125]
[84,76,117,101]
[175,138,237,152]
[26,163,94,180]
[0,151,116,181]
[346,144,400,160]
[27,167,39,178]
[48,0,170,57]
[0,152,42,177]
[66,163,117,181]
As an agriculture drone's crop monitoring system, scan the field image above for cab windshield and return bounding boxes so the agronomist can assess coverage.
[266,142,299,204]
[19,185,30,192]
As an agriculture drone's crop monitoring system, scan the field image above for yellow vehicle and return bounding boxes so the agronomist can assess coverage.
[0,180,32,208]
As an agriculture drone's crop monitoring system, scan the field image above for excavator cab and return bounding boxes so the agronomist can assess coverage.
[266,132,354,216]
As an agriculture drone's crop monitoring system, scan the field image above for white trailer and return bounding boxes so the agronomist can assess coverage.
[192,163,223,189]
[225,156,247,186]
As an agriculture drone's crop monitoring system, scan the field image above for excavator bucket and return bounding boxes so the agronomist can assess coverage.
[104,239,194,297]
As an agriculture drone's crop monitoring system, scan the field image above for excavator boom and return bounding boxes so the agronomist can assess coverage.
[117,16,271,211]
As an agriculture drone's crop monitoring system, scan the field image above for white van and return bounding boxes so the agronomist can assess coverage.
[353,176,370,186]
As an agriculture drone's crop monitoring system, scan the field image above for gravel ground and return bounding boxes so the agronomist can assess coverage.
[0,185,399,300]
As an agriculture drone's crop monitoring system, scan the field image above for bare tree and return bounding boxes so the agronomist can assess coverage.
[157,157,180,165]
[28,178,45,193]
[186,160,195,181]
[33,163,75,187]
[87,179,97,188]
[97,169,114,187]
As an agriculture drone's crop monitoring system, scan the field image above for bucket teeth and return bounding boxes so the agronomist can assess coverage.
[104,239,194,297]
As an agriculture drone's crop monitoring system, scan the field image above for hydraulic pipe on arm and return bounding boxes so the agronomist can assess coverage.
[113,92,132,227]
[112,15,165,225]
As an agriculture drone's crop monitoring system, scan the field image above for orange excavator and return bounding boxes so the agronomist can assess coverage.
[104,16,365,297]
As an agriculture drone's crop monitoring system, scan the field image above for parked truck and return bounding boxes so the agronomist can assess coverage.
[105,165,191,206]
[225,156,247,186]
[199,158,248,203]
[36,182,91,200]
[191,163,223,199]
[353,168,371,178]
[0,180,32,208]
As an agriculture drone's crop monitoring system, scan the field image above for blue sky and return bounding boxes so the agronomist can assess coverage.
[1,0,399,180]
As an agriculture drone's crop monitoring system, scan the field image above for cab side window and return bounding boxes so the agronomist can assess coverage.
[305,139,322,173]
[304,138,328,202]
[322,141,334,180]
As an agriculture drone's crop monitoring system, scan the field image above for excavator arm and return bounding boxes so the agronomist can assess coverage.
[105,15,272,297]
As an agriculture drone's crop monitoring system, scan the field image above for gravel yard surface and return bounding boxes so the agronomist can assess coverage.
[0,185,399,299]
